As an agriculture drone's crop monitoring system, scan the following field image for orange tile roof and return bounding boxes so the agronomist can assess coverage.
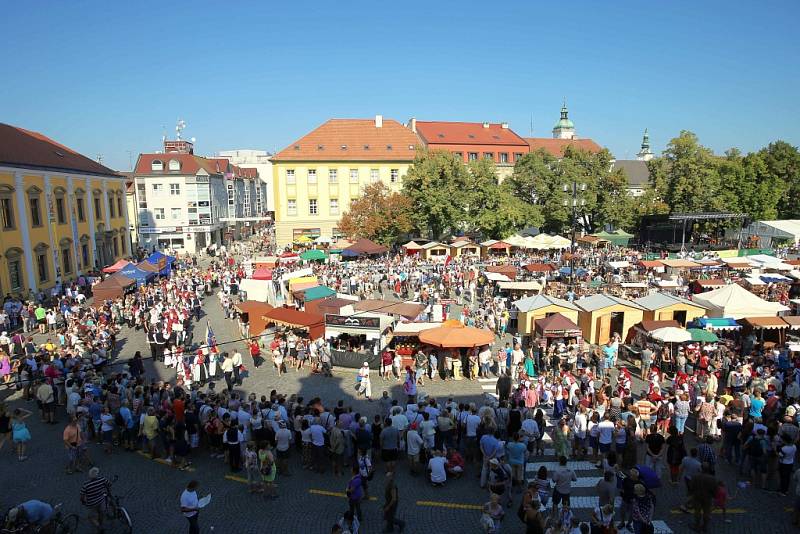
[0,123,119,176]
[524,137,603,157]
[134,153,227,175]
[273,118,419,162]
[415,121,528,146]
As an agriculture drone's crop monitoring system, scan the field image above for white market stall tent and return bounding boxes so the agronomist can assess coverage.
[743,220,800,247]
[691,283,789,319]
[239,278,278,306]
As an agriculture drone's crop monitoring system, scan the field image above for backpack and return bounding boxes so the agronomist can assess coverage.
[657,402,670,420]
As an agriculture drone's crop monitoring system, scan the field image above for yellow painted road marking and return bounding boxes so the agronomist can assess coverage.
[416,500,483,510]
[670,508,746,514]
[226,475,250,484]
[308,489,377,501]
[135,451,196,471]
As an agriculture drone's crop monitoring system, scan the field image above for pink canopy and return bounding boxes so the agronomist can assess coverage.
[252,267,273,281]
[102,259,131,274]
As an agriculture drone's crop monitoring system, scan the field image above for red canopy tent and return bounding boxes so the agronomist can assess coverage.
[92,274,135,306]
[252,267,273,280]
[262,306,325,339]
[102,259,131,274]
[524,263,555,273]
[343,238,389,256]
[485,265,518,280]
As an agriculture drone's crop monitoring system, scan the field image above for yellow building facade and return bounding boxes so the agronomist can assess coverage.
[271,117,419,249]
[0,124,129,296]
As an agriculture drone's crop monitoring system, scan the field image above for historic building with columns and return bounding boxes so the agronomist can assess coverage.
[0,123,129,296]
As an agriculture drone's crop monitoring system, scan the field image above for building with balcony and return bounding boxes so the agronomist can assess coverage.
[0,123,129,296]
[271,115,418,248]
[217,149,273,215]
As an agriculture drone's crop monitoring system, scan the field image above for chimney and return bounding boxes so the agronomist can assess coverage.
[409,117,417,133]
[375,115,383,128]
[501,122,509,129]
[482,122,490,129]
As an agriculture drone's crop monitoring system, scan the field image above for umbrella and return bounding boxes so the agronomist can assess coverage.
[687,328,719,343]
[649,326,691,343]
[418,321,495,348]
[300,249,326,261]
[295,235,314,243]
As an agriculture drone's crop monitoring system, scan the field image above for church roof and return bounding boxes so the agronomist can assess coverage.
[613,160,650,187]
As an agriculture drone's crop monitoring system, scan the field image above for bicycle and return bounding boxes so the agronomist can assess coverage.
[104,477,132,534]
[1,503,79,534]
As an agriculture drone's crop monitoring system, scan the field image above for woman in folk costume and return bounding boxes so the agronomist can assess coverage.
[179,354,193,388]
[617,367,632,398]
[192,349,209,384]
[648,366,662,395]
[163,346,174,368]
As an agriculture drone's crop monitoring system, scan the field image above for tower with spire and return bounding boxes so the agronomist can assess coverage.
[552,100,576,139]
[637,129,653,161]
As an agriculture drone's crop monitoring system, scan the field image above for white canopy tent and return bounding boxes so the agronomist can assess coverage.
[743,220,800,247]
[691,283,789,318]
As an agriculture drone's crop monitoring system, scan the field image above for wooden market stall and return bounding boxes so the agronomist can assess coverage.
[633,291,707,326]
[575,294,645,345]
[513,294,580,337]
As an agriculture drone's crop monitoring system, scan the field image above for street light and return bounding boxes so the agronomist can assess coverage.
[563,181,586,294]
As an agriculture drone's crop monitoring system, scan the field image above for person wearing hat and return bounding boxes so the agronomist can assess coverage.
[4,499,54,530]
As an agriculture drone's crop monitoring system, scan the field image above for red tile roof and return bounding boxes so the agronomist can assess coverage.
[134,153,227,175]
[524,138,603,157]
[273,118,419,162]
[0,123,119,176]
[416,121,528,146]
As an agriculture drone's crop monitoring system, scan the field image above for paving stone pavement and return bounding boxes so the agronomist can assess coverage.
[1,271,797,532]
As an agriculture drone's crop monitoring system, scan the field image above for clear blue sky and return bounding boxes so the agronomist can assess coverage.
[2,0,798,171]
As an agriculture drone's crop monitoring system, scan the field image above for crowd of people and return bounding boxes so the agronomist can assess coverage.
[4,231,800,534]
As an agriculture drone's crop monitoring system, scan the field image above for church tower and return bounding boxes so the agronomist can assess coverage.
[637,129,653,161]
[552,100,576,139]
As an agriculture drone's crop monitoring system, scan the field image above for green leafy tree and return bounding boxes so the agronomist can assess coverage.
[507,149,570,232]
[338,182,414,245]
[402,149,471,238]
[761,141,800,218]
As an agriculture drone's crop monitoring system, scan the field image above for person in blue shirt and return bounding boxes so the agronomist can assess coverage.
[749,390,766,419]
[479,432,502,488]
[6,500,54,528]
[505,432,527,490]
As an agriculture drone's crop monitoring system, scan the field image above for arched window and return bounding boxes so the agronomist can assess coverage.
[151,160,164,171]
[168,159,181,171]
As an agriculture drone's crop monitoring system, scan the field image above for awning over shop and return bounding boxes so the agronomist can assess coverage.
[485,265,518,280]
[252,267,273,280]
[418,321,495,348]
[690,317,741,331]
[342,238,389,256]
[288,276,318,292]
[484,272,512,282]
[740,316,789,329]
[262,307,325,339]
[92,274,135,305]
[524,263,556,272]
[660,259,702,269]
[254,256,278,268]
[281,267,314,283]
[691,283,789,318]
[535,313,581,337]
[301,285,336,302]
[352,300,424,320]
[498,281,542,292]
[325,312,394,341]
[235,301,275,335]
[102,259,131,273]
[781,316,800,329]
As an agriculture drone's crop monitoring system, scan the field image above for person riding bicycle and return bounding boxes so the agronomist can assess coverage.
[4,500,55,531]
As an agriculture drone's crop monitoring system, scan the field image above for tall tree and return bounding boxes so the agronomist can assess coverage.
[507,149,570,232]
[338,182,414,245]
[761,141,800,218]
[648,131,724,213]
[401,150,471,238]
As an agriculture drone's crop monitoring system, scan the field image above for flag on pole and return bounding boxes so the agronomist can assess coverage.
[206,321,218,353]
[444,254,452,267]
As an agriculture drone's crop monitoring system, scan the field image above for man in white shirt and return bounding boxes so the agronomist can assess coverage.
[309,419,327,473]
[179,480,201,534]
[232,351,243,385]
[428,449,448,486]
[597,415,616,455]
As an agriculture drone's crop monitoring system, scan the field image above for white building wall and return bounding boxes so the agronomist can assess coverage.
[218,149,274,212]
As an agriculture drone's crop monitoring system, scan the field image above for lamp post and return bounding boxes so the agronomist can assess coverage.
[563,181,586,295]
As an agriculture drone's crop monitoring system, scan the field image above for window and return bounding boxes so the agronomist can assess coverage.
[29,197,42,227]
[328,169,338,183]
[112,237,119,258]
[349,169,359,183]
[170,184,181,195]
[453,152,463,160]
[62,249,72,274]
[171,208,182,220]
[36,253,48,283]
[136,184,147,209]
[390,169,399,183]
[286,169,296,184]
[56,197,66,223]
[76,197,85,222]
[107,196,115,219]
[330,199,339,215]
[307,169,317,184]
[468,152,478,161]
[152,183,163,195]
[168,159,181,171]
[8,258,22,291]
[499,153,509,163]
[370,169,379,182]
[287,199,297,215]
[514,153,524,162]
[117,197,122,217]
[120,234,127,254]
[309,199,318,215]
[94,197,101,219]
[81,244,89,267]
[1,197,14,229]
[151,160,163,171]
[483,152,494,160]
[154,208,165,220]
